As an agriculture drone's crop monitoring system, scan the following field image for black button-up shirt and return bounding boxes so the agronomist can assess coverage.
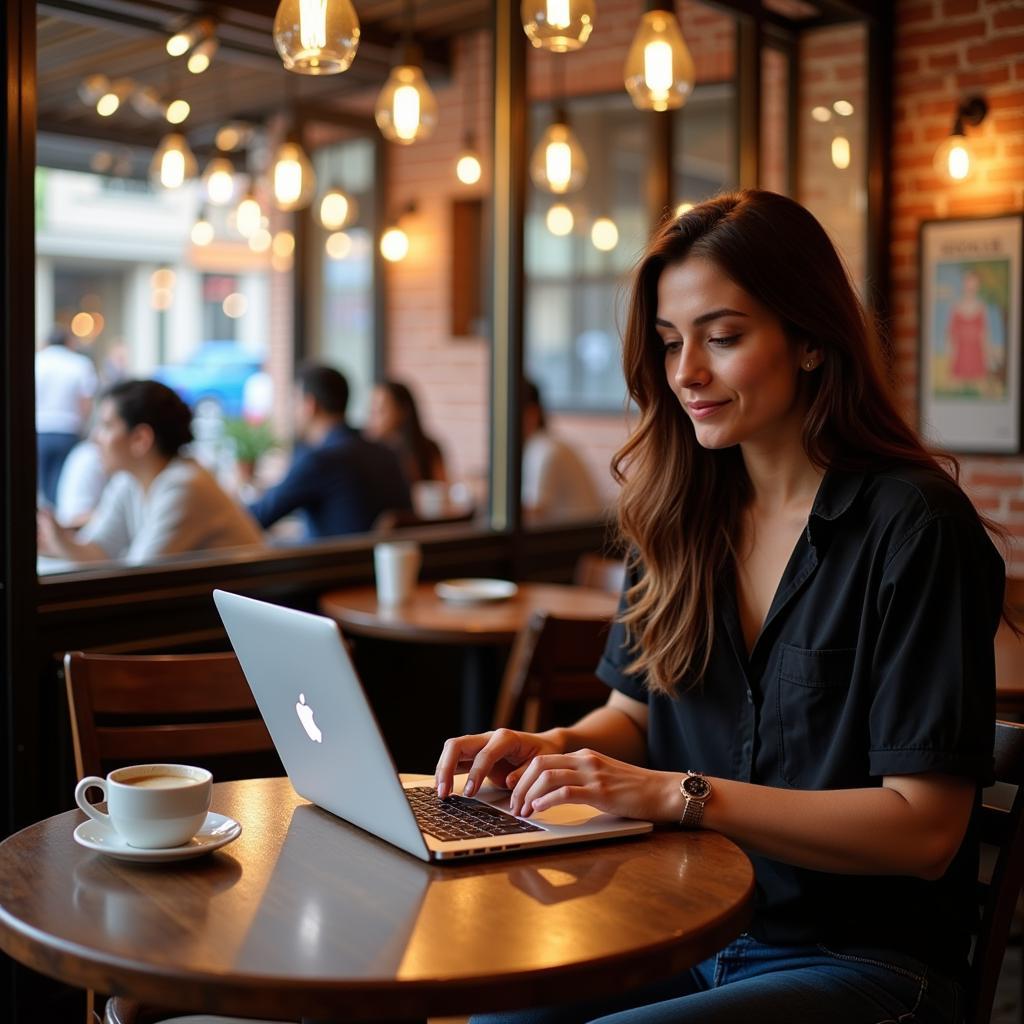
[597,465,1004,975]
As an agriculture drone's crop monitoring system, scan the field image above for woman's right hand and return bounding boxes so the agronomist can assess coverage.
[433,727,566,800]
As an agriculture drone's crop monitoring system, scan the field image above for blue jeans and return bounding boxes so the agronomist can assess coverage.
[474,934,963,1024]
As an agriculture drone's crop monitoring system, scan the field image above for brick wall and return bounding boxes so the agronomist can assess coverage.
[891,0,1024,568]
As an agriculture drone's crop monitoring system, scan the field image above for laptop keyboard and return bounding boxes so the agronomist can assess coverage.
[406,786,544,843]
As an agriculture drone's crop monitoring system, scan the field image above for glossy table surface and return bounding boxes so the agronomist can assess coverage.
[0,777,754,1021]
[320,581,620,645]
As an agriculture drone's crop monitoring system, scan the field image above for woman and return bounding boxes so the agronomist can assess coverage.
[38,379,263,565]
[365,379,447,485]
[434,191,1005,1023]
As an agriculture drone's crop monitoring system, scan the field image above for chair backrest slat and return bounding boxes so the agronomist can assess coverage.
[64,650,275,781]
[493,611,611,732]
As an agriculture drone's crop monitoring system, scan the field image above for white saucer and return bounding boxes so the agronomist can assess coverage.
[73,811,242,863]
[435,578,519,604]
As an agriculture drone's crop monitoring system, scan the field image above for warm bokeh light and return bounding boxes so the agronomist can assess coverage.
[190,218,214,246]
[833,99,854,117]
[456,152,482,185]
[675,202,694,217]
[165,99,191,124]
[326,231,353,259]
[831,134,851,170]
[203,157,236,205]
[236,195,263,238]
[166,32,191,57]
[273,230,296,258]
[319,190,351,230]
[96,93,121,117]
[248,228,272,253]
[151,268,176,290]
[379,226,409,262]
[591,216,619,251]
[70,312,95,338]
[151,288,173,311]
[811,106,832,122]
[222,292,247,318]
[545,203,574,236]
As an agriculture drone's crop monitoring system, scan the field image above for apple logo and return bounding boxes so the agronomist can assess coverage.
[295,693,322,743]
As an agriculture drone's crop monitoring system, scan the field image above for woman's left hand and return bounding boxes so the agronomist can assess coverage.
[508,748,674,822]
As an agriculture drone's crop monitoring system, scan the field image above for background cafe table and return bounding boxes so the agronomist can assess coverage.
[0,777,755,1022]
[319,581,620,731]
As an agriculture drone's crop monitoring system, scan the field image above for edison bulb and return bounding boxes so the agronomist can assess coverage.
[456,151,482,185]
[375,64,438,144]
[546,203,574,236]
[380,226,409,262]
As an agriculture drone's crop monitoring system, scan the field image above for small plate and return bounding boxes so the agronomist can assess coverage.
[435,578,519,604]
[73,811,242,863]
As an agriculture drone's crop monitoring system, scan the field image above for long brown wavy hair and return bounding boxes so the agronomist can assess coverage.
[613,189,987,695]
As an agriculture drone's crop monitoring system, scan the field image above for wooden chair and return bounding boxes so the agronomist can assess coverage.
[64,651,286,1024]
[492,610,612,732]
[573,553,626,596]
[64,651,278,782]
[968,719,1024,1024]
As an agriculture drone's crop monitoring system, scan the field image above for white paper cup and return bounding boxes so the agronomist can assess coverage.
[374,541,421,606]
[74,763,212,849]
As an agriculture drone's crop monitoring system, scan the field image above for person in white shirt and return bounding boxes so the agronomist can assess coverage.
[35,326,98,504]
[37,380,263,566]
[521,378,604,525]
[54,439,108,528]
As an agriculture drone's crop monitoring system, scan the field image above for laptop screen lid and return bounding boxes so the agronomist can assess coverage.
[213,589,430,861]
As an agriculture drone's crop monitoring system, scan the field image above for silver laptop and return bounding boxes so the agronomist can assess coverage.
[213,589,652,862]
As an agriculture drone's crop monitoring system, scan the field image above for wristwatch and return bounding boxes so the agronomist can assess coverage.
[679,771,712,828]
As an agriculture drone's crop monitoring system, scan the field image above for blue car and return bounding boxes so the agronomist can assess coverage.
[153,341,263,418]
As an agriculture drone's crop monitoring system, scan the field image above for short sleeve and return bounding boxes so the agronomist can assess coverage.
[868,513,1003,782]
[595,564,650,704]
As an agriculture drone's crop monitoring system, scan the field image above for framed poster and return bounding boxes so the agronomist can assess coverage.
[919,213,1023,453]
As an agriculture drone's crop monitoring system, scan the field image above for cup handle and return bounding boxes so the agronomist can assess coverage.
[75,776,111,827]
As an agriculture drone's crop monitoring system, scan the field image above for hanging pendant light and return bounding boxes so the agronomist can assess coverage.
[203,156,237,205]
[375,2,438,145]
[376,51,438,144]
[149,133,198,190]
[546,202,574,236]
[190,213,215,246]
[273,0,360,74]
[521,0,595,52]
[530,108,587,194]
[271,137,317,211]
[235,190,264,238]
[591,216,619,251]
[187,34,219,74]
[319,187,356,230]
[624,2,695,112]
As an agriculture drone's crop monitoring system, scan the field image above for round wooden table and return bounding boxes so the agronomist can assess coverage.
[320,581,619,645]
[0,778,754,1022]
[320,582,620,731]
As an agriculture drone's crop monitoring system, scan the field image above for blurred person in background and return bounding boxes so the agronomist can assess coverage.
[248,364,411,539]
[54,438,108,529]
[38,379,262,565]
[35,325,98,505]
[365,379,448,485]
[521,378,603,525]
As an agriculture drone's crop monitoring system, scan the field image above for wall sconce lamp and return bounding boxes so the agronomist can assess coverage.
[934,96,988,183]
[624,1,695,112]
[521,0,595,52]
[380,202,416,262]
[273,0,360,74]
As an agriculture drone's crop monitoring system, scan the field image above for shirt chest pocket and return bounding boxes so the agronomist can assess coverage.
[776,644,857,788]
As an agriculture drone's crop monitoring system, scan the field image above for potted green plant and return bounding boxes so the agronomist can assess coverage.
[222,418,276,484]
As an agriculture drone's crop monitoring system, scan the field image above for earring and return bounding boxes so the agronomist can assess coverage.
[805,360,815,370]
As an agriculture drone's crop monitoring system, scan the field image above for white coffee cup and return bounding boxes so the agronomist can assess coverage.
[74,763,213,849]
[374,540,421,606]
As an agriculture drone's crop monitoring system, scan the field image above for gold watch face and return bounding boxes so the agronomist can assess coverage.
[682,775,711,800]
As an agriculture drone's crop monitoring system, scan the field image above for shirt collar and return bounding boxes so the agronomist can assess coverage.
[806,468,865,545]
